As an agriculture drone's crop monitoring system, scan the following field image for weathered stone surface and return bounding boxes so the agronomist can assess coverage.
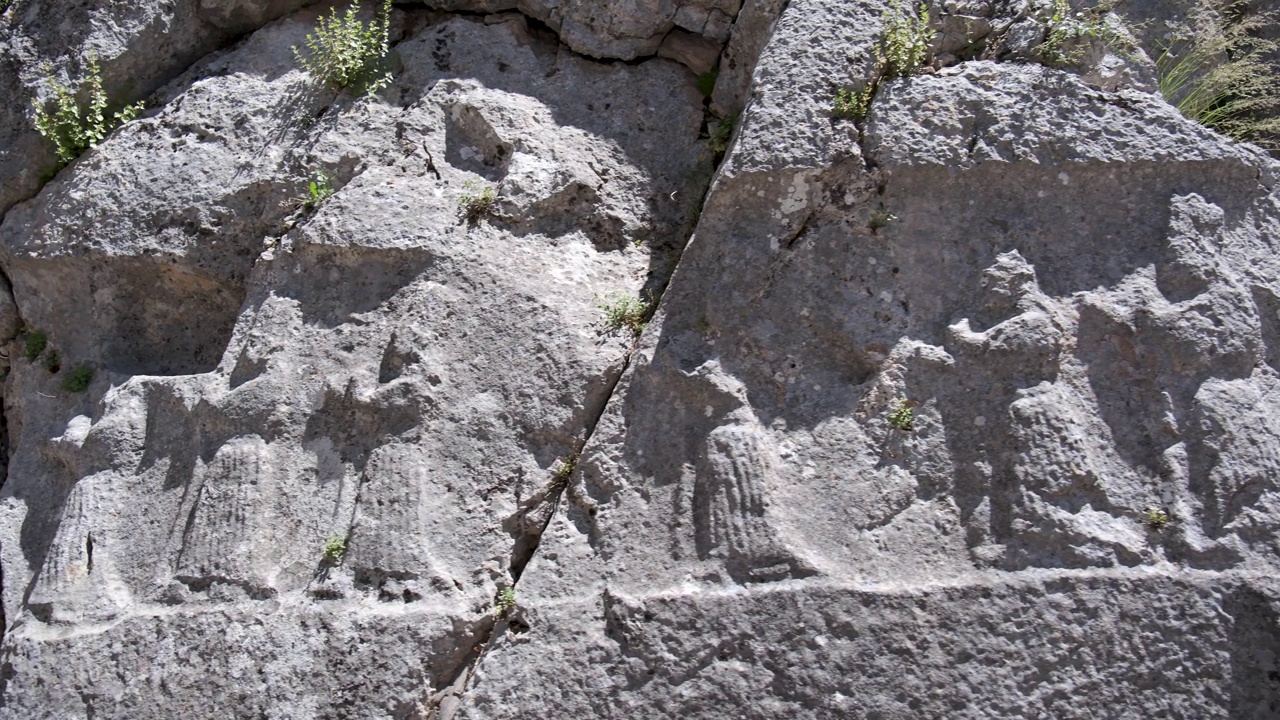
[461,575,1280,718]
[0,0,311,217]
[0,6,709,716]
[3,0,1280,716]
[447,0,1280,716]
[418,0,742,62]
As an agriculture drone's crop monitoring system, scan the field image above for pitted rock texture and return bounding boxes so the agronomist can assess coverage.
[0,5,711,716]
[3,0,1280,717]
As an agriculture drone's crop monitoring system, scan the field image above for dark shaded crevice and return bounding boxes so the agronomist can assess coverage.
[0,263,24,651]
[173,574,278,601]
[416,614,497,720]
[0,557,5,653]
[425,182,710,719]
[422,3,740,75]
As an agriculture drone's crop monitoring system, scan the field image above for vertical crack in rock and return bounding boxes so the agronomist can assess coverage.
[422,165,722,720]
[421,287,679,720]
[412,5,780,714]
[0,0,781,713]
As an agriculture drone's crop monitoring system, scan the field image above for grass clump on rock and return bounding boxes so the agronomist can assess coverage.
[596,291,652,337]
[1156,0,1280,148]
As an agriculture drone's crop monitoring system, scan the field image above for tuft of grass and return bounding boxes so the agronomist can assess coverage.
[596,291,652,337]
[869,209,898,230]
[1156,1,1280,148]
[888,398,915,432]
[292,0,393,94]
[24,329,47,362]
[1144,507,1169,530]
[457,180,496,222]
[32,52,144,163]
[323,533,348,562]
[61,363,93,392]
[494,586,517,618]
[44,348,61,374]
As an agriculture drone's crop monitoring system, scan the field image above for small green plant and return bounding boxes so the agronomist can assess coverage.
[1144,508,1169,530]
[888,399,915,431]
[834,2,933,124]
[833,85,874,121]
[323,533,348,562]
[597,291,652,337]
[882,1,932,78]
[869,209,898,230]
[43,347,61,374]
[708,113,737,156]
[303,168,335,210]
[1038,0,1126,67]
[696,69,719,97]
[61,363,92,392]
[550,452,579,491]
[494,586,517,618]
[292,0,392,94]
[24,329,47,362]
[457,180,496,222]
[1156,1,1280,148]
[32,53,144,163]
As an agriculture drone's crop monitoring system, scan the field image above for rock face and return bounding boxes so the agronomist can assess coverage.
[1,0,1280,717]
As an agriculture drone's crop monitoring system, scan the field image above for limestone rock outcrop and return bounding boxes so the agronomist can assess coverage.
[1,0,1279,717]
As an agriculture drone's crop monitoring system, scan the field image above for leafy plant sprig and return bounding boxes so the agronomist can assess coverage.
[494,586,517,618]
[708,113,737,157]
[1036,0,1139,68]
[62,364,93,392]
[888,399,915,432]
[882,1,932,77]
[832,1,933,124]
[24,329,47,362]
[32,53,144,163]
[292,0,393,94]
[1144,508,1169,530]
[323,533,348,562]
[304,169,335,210]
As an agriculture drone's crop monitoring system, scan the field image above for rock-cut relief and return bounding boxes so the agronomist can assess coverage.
[172,436,275,590]
[680,364,818,584]
[1073,193,1280,565]
[946,250,1142,568]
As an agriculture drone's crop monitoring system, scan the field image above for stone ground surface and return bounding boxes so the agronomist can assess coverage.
[1,0,1279,717]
